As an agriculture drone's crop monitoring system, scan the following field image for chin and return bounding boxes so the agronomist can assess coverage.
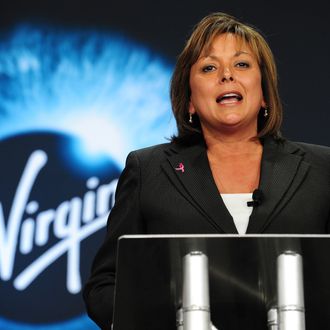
[221,114,243,125]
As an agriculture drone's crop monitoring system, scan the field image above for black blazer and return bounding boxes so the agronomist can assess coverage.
[83,137,330,329]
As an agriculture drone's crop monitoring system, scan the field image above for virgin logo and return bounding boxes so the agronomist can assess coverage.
[0,150,118,294]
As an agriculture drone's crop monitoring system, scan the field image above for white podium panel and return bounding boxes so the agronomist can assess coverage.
[113,235,330,330]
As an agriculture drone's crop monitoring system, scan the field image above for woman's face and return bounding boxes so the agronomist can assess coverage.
[189,33,265,138]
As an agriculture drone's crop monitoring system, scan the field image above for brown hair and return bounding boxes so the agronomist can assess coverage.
[170,12,282,144]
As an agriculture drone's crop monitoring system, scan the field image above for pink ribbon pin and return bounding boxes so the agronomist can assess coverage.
[175,162,185,173]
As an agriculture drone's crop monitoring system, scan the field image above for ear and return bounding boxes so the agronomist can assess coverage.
[261,99,267,109]
[189,101,196,115]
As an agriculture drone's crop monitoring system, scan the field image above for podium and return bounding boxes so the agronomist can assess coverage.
[112,235,330,329]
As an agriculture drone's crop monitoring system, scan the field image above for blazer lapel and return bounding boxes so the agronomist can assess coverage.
[161,143,237,233]
[247,138,310,233]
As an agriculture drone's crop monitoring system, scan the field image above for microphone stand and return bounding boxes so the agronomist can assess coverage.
[177,251,218,330]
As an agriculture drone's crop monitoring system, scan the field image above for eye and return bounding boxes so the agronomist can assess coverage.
[202,65,216,72]
[235,62,250,68]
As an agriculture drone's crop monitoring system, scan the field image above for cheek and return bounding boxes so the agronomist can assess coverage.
[190,79,206,102]
[246,75,263,98]
[247,72,262,87]
[190,74,202,90]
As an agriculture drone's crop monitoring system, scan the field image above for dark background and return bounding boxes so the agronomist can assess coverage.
[0,1,328,328]
[1,0,329,146]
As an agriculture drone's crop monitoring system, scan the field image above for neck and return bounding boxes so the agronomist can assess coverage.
[204,132,262,156]
[201,122,260,152]
[205,133,263,194]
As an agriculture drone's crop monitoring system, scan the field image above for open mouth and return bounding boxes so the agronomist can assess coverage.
[216,92,243,104]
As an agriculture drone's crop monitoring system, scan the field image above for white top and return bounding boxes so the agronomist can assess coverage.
[221,193,253,234]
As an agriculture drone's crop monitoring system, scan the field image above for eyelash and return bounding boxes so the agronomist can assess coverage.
[201,62,250,73]
[235,62,250,68]
[202,65,216,72]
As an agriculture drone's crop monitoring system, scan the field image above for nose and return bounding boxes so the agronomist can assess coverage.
[220,67,234,83]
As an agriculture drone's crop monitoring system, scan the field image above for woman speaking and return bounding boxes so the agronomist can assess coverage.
[83,12,330,329]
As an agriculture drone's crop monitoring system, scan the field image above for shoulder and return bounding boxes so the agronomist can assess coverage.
[264,136,330,168]
[124,141,201,173]
[114,143,175,194]
[283,139,330,169]
[131,142,172,157]
[287,140,330,159]
[124,142,179,169]
[293,141,330,157]
[128,142,173,162]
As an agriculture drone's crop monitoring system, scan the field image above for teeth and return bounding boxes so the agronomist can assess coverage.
[216,93,242,103]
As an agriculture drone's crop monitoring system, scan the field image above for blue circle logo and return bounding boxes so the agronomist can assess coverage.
[0,24,175,329]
